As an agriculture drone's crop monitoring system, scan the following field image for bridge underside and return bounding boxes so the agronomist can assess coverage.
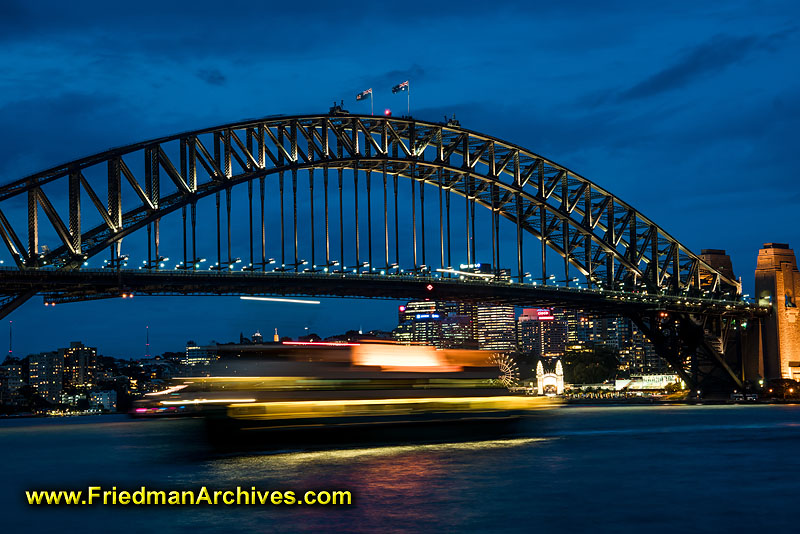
[0,269,759,313]
[0,269,763,393]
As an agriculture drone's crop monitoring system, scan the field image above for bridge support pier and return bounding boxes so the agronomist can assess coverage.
[632,311,745,394]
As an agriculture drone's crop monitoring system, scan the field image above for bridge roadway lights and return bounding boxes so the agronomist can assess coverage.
[0,269,767,315]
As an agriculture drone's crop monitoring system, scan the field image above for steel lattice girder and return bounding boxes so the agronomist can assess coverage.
[0,114,739,298]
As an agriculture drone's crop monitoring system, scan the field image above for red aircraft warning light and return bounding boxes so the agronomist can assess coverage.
[384,108,392,116]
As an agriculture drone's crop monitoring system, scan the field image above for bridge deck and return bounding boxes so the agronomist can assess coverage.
[0,268,768,317]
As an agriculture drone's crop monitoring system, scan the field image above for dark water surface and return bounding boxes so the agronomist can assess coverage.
[2,405,799,533]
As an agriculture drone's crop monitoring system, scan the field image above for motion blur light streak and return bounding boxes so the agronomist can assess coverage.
[239,297,321,304]
[282,341,360,346]
[145,384,188,396]
[159,399,256,406]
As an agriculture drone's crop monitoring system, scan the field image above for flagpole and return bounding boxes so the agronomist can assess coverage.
[407,82,410,116]
[371,92,374,116]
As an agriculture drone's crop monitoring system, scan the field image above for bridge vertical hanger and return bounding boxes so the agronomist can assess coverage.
[352,118,361,271]
[392,137,399,269]
[438,168,444,270]
[354,161,360,271]
[381,122,389,271]
[179,139,188,269]
[291,122,298,272]
[224,130,233,268]
[337,135,344,272]
[470,180,476,264]
[68,169,81,256]
[215,191,221,268]
[144,146,161,269]
[246,130,255,269]
[411,170,416,270]
[488,141,498,276]
[583,185,592,288]
[537,163,546,285]
[213,134,222,269]
[309,131,316,271]
[226,187,232,267]
[409,121,417,271]
[188,137,198,270]
[278,127,285,269]
[446,178,452,269]
[321,120,331,269]
[27,189,38,266]
[107,158,122,266]
[629,213,638,288]
[365,131,372,271]
[420,163,426,269]
[292,167,298,272]
[255,125,266,270]
[561,172,570,285]
[650,225,659,288]
[606,198,615,287]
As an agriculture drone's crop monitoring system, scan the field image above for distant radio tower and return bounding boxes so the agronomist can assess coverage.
[145,325,150,358]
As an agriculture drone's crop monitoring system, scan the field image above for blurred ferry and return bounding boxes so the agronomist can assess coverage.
[132,342,558,448]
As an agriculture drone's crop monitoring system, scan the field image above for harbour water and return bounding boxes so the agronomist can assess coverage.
[2,405,799,533]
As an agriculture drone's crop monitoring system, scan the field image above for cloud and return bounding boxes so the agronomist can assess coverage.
[619,31,794,101]
[196,68,226,86]
[373,64,426,86]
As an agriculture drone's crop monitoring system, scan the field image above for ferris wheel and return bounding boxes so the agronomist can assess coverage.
[488,353,521,389]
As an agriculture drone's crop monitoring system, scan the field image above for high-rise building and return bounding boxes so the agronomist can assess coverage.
[754,243,800,380]
[519,307,667,375]
[440,314,475,348]
[474,304,516,351]
[60,342,97,389]
[517,308,567,357]
[28,351,63,403]
[393,301,476,348]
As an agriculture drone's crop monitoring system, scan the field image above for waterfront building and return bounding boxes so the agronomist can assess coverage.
[183,341,219,366]
[614,374,680,391]
[90,390,118,411]
[28,351,63,403]
[60,341,97,389]
[0,362,24,405]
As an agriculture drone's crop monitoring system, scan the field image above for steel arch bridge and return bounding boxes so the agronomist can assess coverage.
[0,110,766,390]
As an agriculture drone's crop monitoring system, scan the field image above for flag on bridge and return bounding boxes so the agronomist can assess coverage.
[356,88,372,101]
[391,81,409,93]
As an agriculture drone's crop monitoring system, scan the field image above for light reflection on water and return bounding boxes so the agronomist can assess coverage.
[219,437,549,468]
[3,406,800,533]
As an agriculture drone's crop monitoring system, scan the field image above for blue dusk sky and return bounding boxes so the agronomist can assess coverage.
[1,1,798,358]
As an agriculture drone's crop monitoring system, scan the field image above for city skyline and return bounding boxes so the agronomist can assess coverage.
[1,0,798,358]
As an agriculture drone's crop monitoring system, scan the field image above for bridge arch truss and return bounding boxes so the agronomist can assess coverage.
[0,113,739,300]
